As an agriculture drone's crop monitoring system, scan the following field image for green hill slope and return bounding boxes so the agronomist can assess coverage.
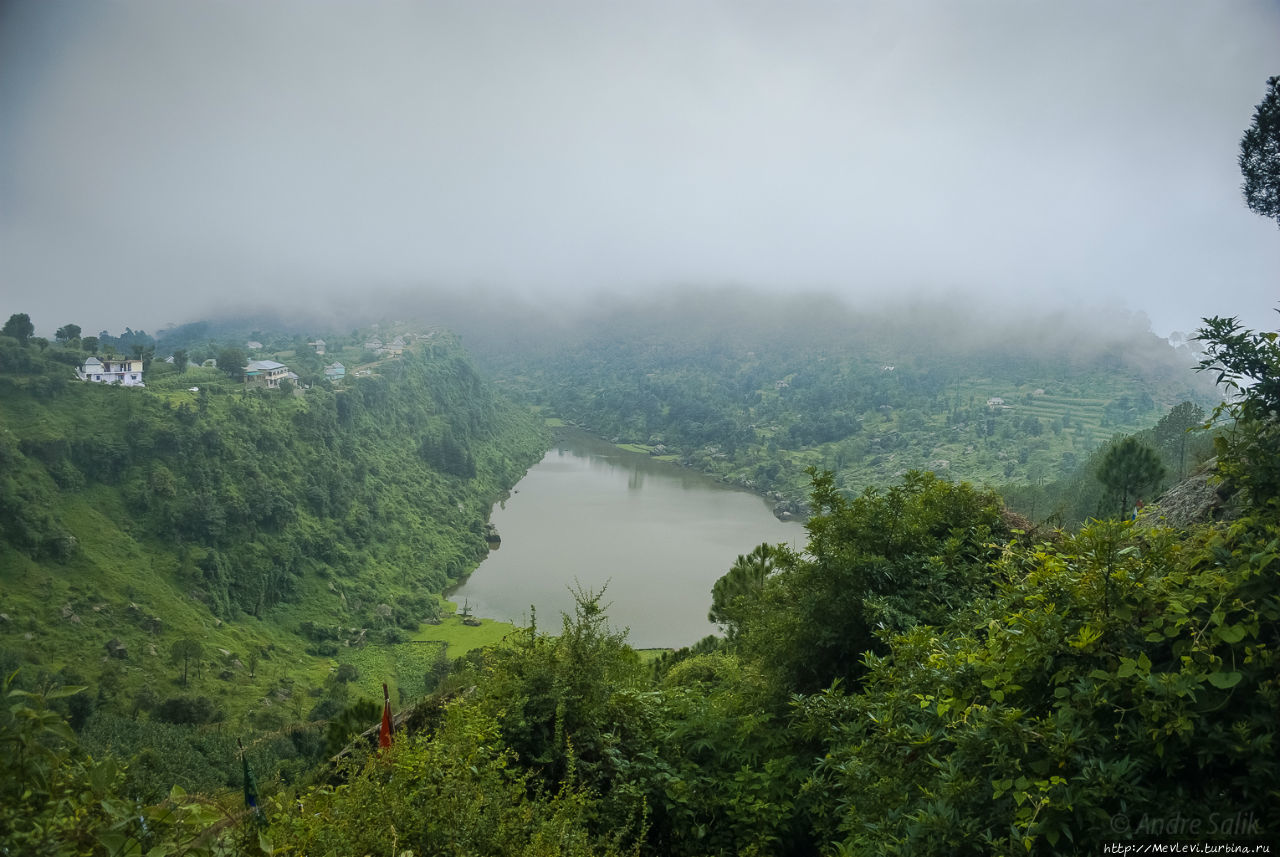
[434,291,1219,508]
[0,330,547,731]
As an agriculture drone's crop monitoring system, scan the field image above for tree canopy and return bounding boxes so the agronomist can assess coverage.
[55,323,82,343]
[217,346,247,381]
[1240,75,1280,226]
[1095,436,1165,518]
[1153,400,1205,478]
[2,312,34,343]
[1196,313,1280,507]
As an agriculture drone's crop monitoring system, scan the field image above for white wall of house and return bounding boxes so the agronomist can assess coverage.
[77,357,144,386]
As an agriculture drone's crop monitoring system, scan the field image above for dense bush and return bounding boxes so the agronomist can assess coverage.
[152,695,223,726]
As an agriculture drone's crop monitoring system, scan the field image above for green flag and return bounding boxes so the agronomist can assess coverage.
[239,738,263,823]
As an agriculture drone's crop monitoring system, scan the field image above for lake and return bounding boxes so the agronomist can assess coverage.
[450,429,806,648]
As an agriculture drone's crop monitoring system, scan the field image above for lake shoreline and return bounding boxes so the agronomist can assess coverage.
[450,426,806,649]
[549,422,812,522]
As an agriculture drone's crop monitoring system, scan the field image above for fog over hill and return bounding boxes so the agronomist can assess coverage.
[1,1,1277,339]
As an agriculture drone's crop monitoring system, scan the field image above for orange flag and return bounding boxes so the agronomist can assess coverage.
[379,682,393,750]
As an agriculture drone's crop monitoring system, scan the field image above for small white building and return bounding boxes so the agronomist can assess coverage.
[324,362,346,382]
[77,356,145,387]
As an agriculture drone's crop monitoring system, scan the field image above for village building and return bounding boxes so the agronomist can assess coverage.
[76,356,145,387]
[309,338,326,355]
[324,362,346,382]
[243,360,291,388]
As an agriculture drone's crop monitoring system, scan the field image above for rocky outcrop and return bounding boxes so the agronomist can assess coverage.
[772,498,811,521]
[1145,458,1236,529]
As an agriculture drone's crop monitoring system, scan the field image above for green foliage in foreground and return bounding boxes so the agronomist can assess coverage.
[10,470,1276,855]
[1,674,252,857]
[732,470,1010,695]
[271,703,618,857]
[797,515,1279,853]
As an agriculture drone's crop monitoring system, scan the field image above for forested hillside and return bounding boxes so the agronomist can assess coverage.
[0,325,547,791]
[431,291,1219,519]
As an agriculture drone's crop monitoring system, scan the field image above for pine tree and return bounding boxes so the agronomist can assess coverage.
[1096,437,1166,519]
[1240,76,1280,226]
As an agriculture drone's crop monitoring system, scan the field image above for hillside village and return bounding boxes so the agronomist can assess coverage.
[66,324,442,393]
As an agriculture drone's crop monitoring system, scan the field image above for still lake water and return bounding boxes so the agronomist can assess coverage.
[450,429,806,648]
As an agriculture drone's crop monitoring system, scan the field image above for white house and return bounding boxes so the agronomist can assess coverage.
[324,362,346,382]
[77,356,145,387]
[244,360,290,388]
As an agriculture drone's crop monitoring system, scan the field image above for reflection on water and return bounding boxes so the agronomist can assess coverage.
[450,429,804,648]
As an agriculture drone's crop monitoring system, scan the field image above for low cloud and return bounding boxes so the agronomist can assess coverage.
[1,1,1277,337]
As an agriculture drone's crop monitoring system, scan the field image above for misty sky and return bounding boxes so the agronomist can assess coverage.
[1,1,1276,339]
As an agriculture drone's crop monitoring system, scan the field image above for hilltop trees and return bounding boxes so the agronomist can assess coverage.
[2,312,33,343]
[55,323,81,343]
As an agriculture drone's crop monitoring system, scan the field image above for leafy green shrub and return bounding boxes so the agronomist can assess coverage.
[795,514,1280,854]
[1,676,251,855]
[153,695,222,726]
[274,701,623,857]
[323,698,380,756]
[736,469,1007,694]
